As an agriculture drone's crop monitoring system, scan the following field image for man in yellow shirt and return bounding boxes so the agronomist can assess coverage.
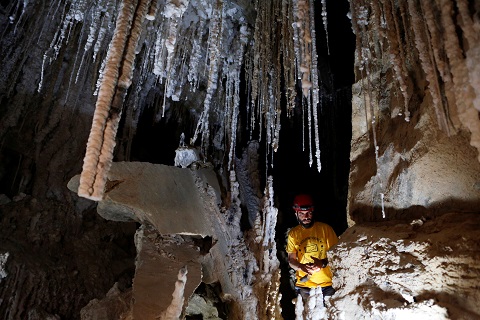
[286,194,339,303]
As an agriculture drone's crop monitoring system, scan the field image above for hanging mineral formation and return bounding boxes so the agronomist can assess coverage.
[33,0,331,200]
[79,0,151,200]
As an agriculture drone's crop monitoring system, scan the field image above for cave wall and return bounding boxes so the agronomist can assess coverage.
[325,0,480,318]
[347,0,480,225]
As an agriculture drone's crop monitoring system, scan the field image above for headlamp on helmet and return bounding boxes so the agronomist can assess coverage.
[292,194,314,212]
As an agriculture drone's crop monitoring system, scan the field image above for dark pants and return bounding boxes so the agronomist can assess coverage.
[295,285,335,306]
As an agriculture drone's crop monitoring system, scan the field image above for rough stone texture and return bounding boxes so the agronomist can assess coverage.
[185,293,222,319]
[349,80,480,223]
[347,0,480,225]
[335,1,480,319]
[0,197,137,320]
[328,212,480,320]
[69,162,217,236]
[80,283,132,320]
[132,226,202,319]
[69,161,265,319]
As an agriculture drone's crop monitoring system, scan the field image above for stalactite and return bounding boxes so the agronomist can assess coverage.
[320,0,329,55]
[282,0,297,116]
[94,1,116,62]
[455,0,477,47]
[79,0,150,200]
[296,0,313,98]
[438,0,470,110]
[438,0,480,160]
[384,0,410,122]
[421,0,450,83]
[351,1,377,155]
[307,95,313,167]
[457,0,480,113]
[370,0,384,61]
[349,0,366,127]
[153,16,167,78]
[162,0,190,108]
[38,2,69,92]
[419,0,451,134]
[309,0,321,172]
[187,15,206,89]
[227,25,248,169]
[191,0,224,151]
[146,0,158,20]
[249,0,261,138]
[350,0,387,218]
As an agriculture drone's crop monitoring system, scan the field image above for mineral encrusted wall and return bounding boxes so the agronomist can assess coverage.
[347,0,480,224]
[327,1,480,318]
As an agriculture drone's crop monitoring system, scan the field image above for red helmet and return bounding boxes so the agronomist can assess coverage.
[292,194,314,212]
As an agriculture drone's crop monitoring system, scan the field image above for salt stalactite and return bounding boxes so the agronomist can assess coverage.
[162,0,190,107]
[369,0,384,61]
[384,0,410,122]
[187,15,206,89]
[250,0,271,144]
[35,0,63,45]
[227,25,249,170]
[159,266,188,320]
[75,0,114,83]
[438,0,480,159]
[350,0,387,218]
[9,0,28,35]
[249,0,261,134]
[419,0,451,133]
[307,97,313,167]
[75,4,102,82]
[349,0,363,74]
[38,1,69,92]
[146,0,158,20]
[455,0,476,48]
[291,0,323,170]
[351,1,379,162]
[294,0,313,98]
[191,0,224,152]
[94,1,117,62]
[282,0,297,115]
[456,0,480,113]
[350,1,371,133]
[0,252,9,280]
[79,0,150,200]
[309,0,321,172]
[265,79,275,163]
[153,17,167,78]
[320,0,329,55]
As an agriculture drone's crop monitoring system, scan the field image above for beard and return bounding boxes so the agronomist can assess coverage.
[297,216,314,229]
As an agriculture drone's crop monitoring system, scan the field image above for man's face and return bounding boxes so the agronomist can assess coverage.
[296,209,314,228]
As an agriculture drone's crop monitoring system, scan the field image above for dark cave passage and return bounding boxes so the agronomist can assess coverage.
[271,0,355,317]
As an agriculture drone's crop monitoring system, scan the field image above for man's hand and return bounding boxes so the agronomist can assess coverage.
[298,263,311,274]
[289,253,328,275]
[310,257,328,271]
